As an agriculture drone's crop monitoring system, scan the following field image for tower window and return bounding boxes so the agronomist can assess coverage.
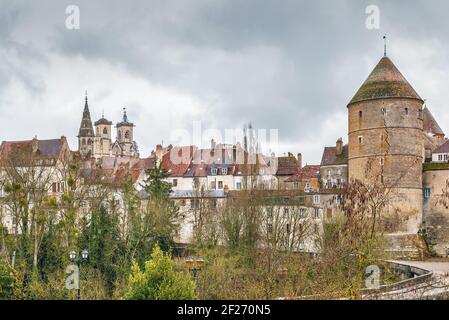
[381,108,387,115]
[82,139,86,145]
[358,136,363,144]
[125,131,130,139]
[358,111,363,118]
[103,128,108,134]
[405,107,409,115]
[418,109,423,119]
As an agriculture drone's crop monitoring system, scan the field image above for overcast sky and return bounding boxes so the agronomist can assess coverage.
[1,0,449,164]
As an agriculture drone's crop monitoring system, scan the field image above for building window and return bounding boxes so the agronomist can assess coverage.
[210,181,216,189]
[313,208,320,219]
[299,208,306,218]
[380,157,384,166]
[218,181,223,189]
[336,169,341,175]
[221,167,228,175]
[286,223,290,233]
[359,110,363,118]
[445,154,449,161]
[236,182,242,190]
[314,223,319,233]
[211,168,218,175]
[191,199,199,209]
[358,136,363,144]
[103,128,108,134]
[313,195,320,205]
[298,240,305,250]
[211,199,217,208]
[381,108,387,115]
[418,109,423,119]
[293,182,299,189]
[305,183,311,192]
[125,131,130,139]
[424,188,431,199]
[172,179,178,187]
[405,107,409,115]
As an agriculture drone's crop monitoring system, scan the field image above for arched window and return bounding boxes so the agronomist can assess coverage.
[87,139,93,145]
[103,128,108,134]
[125,131,130,139]
[82,139,86,145]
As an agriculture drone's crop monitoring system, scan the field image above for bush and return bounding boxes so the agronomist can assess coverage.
[124,245,197,300]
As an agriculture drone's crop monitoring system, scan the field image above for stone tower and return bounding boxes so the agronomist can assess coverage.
[78,94,95,158]
[112,108,139,157]
[93,113,113,158]
[347,56,424,233]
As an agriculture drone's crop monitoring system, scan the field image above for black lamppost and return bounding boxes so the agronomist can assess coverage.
[185,257,205,279]
[68,249,89,300]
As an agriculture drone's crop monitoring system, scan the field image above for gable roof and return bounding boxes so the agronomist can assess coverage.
[161,146,196,177]
[0,137,69,164]
[349,56,422,105]
[423,106,444,136]
[286,165,320,182]
[275,156,301,176]
[320,145,348,166]
[433,139,449,154]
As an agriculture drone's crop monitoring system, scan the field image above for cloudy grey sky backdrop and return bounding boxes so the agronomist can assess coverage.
[1,0,448,164]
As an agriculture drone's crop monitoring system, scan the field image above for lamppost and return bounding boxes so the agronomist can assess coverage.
[68,249,89,300]
[185,257,205,279]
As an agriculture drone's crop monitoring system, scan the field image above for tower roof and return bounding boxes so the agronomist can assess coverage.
[116,107,134,128]
[78,95,95,137]
[94,117,112,126]
[349,56,422,105]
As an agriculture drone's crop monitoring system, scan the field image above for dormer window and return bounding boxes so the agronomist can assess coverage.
[211,168,218,175]
[221,167,228,175]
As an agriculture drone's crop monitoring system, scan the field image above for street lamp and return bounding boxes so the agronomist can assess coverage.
[185,257,205,279]
[68,249,89,300]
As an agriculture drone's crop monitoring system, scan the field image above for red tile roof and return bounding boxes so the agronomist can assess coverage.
[286,165,320,182]
[320,145,348,166]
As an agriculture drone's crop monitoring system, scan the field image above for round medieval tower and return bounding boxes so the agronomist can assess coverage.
[347,56,424,233]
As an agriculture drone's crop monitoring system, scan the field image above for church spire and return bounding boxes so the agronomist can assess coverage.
[78,92,94,137]
[383,34,387,57]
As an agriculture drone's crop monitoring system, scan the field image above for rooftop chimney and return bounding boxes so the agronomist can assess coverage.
[156,144,163,165]
[336,138,343,156]
[297,153,302,168]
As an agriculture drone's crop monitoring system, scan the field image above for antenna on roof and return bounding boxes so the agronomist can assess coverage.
[383,34,387,57]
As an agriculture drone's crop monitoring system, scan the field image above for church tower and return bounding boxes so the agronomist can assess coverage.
[347,55,424,233]
[112,108,139,157]
[78,93,95,158]
[93,112,113,158]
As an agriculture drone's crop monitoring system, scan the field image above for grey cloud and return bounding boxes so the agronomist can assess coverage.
[0,0,448,164]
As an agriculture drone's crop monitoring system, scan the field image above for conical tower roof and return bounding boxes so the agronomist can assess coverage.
[349,56,422,105]
[78,96,95,137]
